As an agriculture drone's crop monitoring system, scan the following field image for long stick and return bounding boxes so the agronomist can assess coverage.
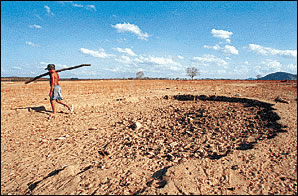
[25,64,91,84]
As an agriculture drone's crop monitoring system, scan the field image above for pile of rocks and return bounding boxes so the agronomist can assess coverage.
[97,95,283,163]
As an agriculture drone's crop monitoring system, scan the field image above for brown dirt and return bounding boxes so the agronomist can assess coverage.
[1,79,297,195]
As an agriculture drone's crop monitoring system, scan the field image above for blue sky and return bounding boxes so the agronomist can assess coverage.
[1,1,297,79]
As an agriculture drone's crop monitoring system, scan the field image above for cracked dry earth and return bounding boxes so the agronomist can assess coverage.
[1,80,297,195]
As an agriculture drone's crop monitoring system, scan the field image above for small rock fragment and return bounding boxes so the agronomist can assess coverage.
[56,136,66,140]
[274,96,289,104]
[129,122,142,130]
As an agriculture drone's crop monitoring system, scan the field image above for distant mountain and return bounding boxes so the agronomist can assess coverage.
[259,72,297,80]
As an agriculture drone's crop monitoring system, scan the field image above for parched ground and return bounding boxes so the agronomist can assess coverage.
[1,79,297,195]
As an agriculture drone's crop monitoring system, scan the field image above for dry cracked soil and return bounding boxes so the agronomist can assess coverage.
[1,79,297,195]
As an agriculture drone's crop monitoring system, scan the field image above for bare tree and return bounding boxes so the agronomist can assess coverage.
[136,71,144,79]
[186,67,199,80]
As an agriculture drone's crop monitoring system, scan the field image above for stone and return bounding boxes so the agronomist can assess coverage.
[129,121,142,130]
[247,136,256,143]
[56,136,66,140]
[274,96,289,104]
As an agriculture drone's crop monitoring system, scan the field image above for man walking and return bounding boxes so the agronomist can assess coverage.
[46,64,73,115]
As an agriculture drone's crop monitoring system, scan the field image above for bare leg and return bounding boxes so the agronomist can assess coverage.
[56,100,71,111]
[50,100,56,114]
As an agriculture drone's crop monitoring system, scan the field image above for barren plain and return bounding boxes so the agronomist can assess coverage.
[1,79,297,195]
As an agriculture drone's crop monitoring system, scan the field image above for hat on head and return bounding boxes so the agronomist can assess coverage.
[45,64,55,70]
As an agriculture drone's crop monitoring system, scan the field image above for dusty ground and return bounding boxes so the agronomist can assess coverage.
[1,79,297,195]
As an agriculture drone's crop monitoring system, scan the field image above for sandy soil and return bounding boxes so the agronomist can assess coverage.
[1,79,297,195]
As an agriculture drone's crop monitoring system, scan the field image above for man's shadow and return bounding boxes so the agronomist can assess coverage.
[15,106,52,115]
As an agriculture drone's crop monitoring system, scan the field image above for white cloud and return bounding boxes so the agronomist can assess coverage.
[142,56,182,71]
[114,54,182,71]
[104,67,122,73]
[44,5,54,16]
[56,64,69,69]
[177,55,184,60]
[72,69,97,76]
[34,14,43,21]
[286,64,297,73]
[261,59,282,72]
[223,45,239,55]
[248,44,297,58]
[112,22,150,40]
[29,24,42,29]
[192,54,228,67]
[72,3,96,11]
[58,1,74,4]
[138,56,180,66]
[148,56,177,65]
[211,29,233,40]
[12,66,22,70]
[233,65,249,74]
[26,41,39,47]
[86,5,96,11]
[113,48,137,56]
[39,62,69,69]
[72,3,84,7]
[115,55,133,64]
[253,60,294,75]
[80,48,114,58]
[217,70,226,74]
[204,44,239,55]
[104,66,133,73]
[40,62,48,65]
[116,38,127,43]
[254,66,264,75]
[204,44,221,50]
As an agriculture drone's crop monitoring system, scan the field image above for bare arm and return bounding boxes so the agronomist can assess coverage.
[49,74,55,97]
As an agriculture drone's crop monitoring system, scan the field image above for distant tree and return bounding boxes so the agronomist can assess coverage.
[256,74,262,80]
[136,71,144,79]
[186,67,199,80]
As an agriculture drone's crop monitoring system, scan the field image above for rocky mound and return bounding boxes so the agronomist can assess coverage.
[97,95,285,164]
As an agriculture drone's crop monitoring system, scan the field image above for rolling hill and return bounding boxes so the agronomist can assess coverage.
[259,72,297,80]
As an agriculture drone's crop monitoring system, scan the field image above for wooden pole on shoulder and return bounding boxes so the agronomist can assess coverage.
[25,64,91,84]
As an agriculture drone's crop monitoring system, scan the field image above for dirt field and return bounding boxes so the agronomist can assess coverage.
[1,79,297,195]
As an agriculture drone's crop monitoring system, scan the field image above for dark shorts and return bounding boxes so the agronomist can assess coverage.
[51,85,63,101]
